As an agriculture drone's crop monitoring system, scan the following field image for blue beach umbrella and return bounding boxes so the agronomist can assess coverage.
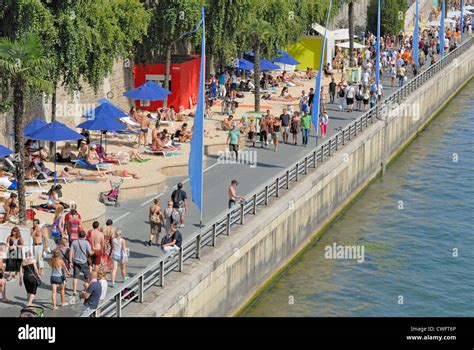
[0,145,14,157]
[272,51,300,66]
[83,100,128,120]
[123,80,171,101]
[235,58,254,71]
[9,118,48,137]
[77,117,125,131]
[28,121,84,184]
[260,59,280,71]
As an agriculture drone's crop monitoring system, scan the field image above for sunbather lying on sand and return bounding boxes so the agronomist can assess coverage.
[60,167,108,181]
[106,169,141,179]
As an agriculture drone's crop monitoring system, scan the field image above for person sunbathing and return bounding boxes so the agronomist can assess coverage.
[106,169,141,179]
[0,193,19,223]
[77,140,89,159]
[105,148,145,162]
[174,123,193,142]
[86,145,100,165]
[60,167,107,181]
[151,136,175,152]
[57,142,77,163]
[222,115,234,131]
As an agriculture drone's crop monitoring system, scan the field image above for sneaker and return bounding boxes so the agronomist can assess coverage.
[147,240,152,246]
[179,224,185,228]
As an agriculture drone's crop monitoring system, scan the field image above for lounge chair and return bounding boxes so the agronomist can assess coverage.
[72,159,112,172]
[25,177,71,188]
[142,148,182,157]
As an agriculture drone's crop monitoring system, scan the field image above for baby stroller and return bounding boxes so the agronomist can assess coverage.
[20,306,44,317]
[99,178,124,207]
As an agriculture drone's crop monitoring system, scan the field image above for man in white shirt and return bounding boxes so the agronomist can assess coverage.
[362,70,370,88]
[345,83,356,112]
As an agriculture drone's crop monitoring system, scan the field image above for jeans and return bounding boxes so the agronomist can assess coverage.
[399,76,404,87]
[329,91,335,104]
[301,128,309,145]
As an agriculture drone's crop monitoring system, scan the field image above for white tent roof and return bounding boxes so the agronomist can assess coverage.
[427,18,455,27]
[312,23,350,41]
[464,5,474,10]
[336,41,366,49]
[447,10,472,18]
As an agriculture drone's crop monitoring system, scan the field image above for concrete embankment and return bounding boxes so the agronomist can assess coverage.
[131,42,473,317]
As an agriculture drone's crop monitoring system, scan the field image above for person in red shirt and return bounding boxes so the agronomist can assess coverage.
[64,204,82,244]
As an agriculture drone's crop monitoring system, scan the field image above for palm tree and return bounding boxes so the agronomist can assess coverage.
[0,33,53,224]
[239,19,274,112]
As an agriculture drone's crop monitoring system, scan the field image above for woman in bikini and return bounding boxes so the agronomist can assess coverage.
[106,169,141,179]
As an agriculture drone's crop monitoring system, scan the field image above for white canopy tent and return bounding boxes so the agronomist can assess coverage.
[464,5,474,11]
[336,41,366,49]
[447,10,473,18]
[312,23,352,67]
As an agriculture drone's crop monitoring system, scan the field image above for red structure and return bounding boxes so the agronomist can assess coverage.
[133,55,200,111]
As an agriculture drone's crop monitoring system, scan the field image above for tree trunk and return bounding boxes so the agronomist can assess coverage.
[253,40,261,113]
[162,45,172,108]
[50,83,57,154]
[349,1,355,67]
[13,78,26,224]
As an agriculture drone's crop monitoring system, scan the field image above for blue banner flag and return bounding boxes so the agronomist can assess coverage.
[460,0,464,40]
[440,0,445,56]
[413,0,419,66]
[189,7,205,213]
[311,0,333,140]
[375,0,381,89]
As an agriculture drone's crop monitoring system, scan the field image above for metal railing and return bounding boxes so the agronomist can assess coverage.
[83,37,473,317]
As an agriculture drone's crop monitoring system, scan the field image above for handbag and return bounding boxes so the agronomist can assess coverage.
[77,240,92,266]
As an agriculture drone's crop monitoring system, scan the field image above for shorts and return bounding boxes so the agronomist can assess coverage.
[73,262,90,279]
[112,254,126,264]
[272,132,280,139]
[229,143,239,153]
[228,199,236,209]
[33,244,44,269]
[141,128,148,133]
[92,250,103,266]
[282,126,290,133]
[150,222,162,235]
[248,131,255,140]
[346,98,354,105]
[50,276,65,285]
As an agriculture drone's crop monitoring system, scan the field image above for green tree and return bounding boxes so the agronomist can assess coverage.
[367,0,405,36]
[136,0,201,107]
[0,33,53,223]
[239,0,305,112]
[44,0,150,126]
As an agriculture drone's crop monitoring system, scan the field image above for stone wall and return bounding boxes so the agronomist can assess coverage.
[0,59,134,146]
[125,42,474,317]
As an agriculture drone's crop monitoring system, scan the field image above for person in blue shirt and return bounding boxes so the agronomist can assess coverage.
[226,124,241,161]
[81,271,102,315]
[162,224,182,253]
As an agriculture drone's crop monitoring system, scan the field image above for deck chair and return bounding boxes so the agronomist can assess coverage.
[72,159,112,172]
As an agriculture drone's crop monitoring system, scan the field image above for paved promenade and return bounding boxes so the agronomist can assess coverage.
[0,68,419,316]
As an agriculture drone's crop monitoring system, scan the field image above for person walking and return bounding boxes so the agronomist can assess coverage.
[301,112,311,147]
[227,124,241,160]
[272,115,281,152]
[51,206,65,245]
[19,251,40,307]
[259,114,270,148]
[69,231,92,296]
[290,112,301,146]
[279,108,291,144]
[346,83,356,112]
[30,219,49,276]
[5,227,24,281]
[88,221,105,272]
[65,204,82,244]
[247,119,256,147]
[110,229,128,287]
[49,250,69,310]
[0,259,9,303]
[171,183,188,228]
[320,111,329,139]
[148,198,163,246]
[329,78,337,104]
[101,219,114,275]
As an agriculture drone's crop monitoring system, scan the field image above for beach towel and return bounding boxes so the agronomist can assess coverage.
[130,158,151,163]
[72,159,112,171]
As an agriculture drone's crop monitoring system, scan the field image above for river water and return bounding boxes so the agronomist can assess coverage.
[242,80,474,317]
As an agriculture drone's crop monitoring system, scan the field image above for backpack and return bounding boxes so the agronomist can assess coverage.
[51,216,62,237]
[150,209,161,224]
[172,190,185,208]
[338,89,345,98]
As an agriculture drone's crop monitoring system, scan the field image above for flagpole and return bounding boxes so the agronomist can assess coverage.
[200,6,205,229]
[311,0,333,147]
[460,0,464,41]
[440,0,445,56]
[413,0,419,67]
[375,0,381,89]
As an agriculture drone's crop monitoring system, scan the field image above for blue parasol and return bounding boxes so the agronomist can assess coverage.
[272,51,300,66]
[260,59,280,71]
[28,121,84,184]
[0,145,14,157]
[123,80,171,101]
